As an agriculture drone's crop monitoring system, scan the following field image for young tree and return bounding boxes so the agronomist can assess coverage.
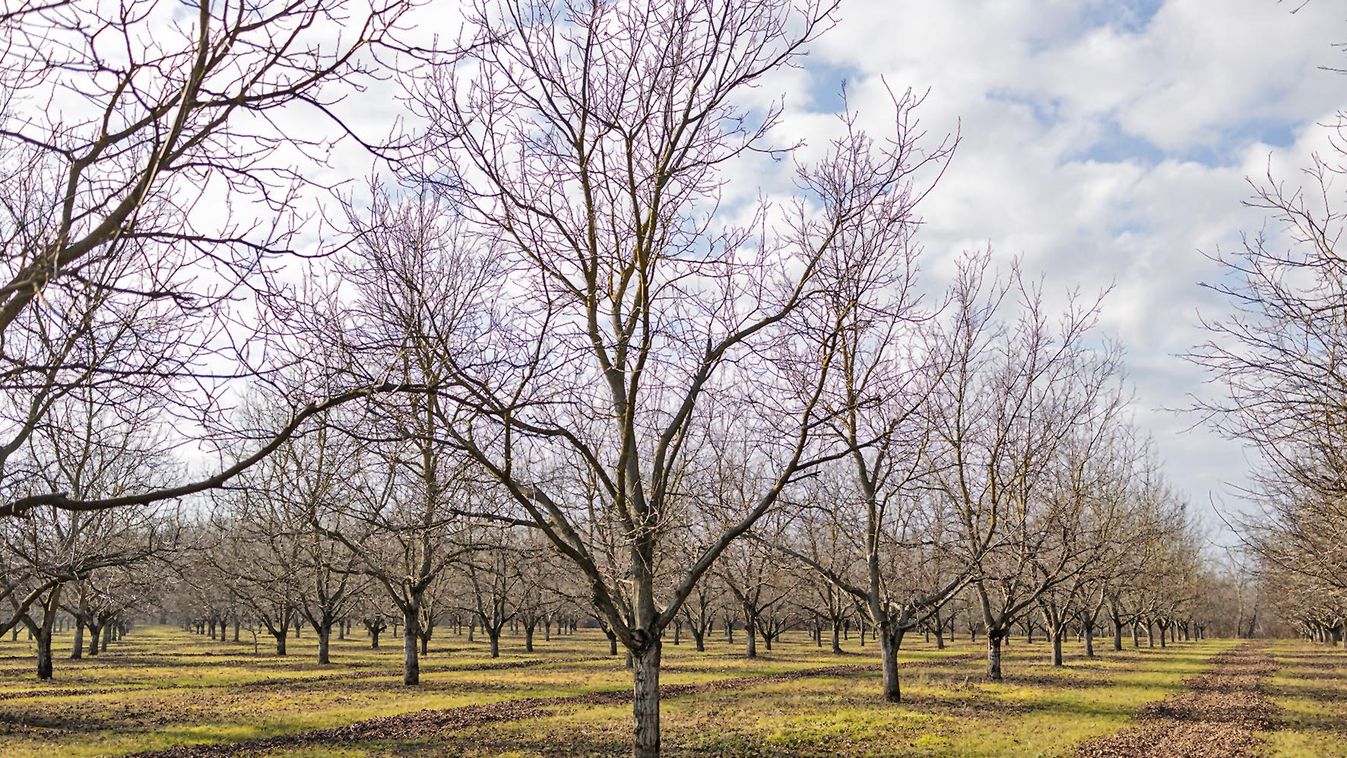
[928,258,1122,680]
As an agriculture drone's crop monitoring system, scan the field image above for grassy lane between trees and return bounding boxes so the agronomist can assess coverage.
[1262,640,1347,757]
[0,626,1338,756]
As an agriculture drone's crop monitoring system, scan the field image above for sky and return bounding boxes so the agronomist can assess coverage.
[748,0,1345,539]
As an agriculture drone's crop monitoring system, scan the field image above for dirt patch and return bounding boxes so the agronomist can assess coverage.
[1077,642,1279,758]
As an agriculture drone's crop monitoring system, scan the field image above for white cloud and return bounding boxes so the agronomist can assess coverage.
[783,0,1346,532]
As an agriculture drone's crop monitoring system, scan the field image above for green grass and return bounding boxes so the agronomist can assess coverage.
[0,624,1323,757]
[1262,639,1347,757]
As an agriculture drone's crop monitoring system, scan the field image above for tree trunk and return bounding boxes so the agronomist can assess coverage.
[987,630,1004,680]
[692,629,705,652]
[1084,621,1095,657]
[607,629,618,656]
[71,621,84,660]
[36,633,54,680]
[1112,618,1123,651]
[317,623,331,665]
[89,626,102,657]
[880,626,902,702]
[1050,629,1063,667]
[488,630,500,658]
[275,630,288,656]
[371,627,381,649]
[632,639,661,758]
[525,625,535,653]
[831,621,843,654]
[403,608,420,686]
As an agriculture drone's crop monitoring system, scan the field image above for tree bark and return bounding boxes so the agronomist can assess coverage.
[317,623,331,665]
[36,633,54,680]
[987,630,1004,680]
[403,608,420,686]
[880,626,902,702]
[632,639,661,758]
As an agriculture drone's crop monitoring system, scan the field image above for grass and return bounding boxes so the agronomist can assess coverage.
[1262,639,1347,757]
[0,623,1327,757]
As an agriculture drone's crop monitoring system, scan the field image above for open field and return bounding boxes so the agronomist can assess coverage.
[0,627,1342,757]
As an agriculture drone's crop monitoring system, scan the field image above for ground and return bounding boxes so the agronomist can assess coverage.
[0,625,1341,757]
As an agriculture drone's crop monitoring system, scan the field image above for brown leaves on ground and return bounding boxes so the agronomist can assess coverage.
[1077,642,1279,758]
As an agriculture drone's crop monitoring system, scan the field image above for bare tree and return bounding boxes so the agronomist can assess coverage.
[0,0,416,519]
[927,256,1122,680]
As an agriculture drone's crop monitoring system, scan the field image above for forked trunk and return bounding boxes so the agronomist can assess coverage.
[632,639,661,758]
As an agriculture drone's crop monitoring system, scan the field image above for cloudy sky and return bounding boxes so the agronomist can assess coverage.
[754,0,1344,537]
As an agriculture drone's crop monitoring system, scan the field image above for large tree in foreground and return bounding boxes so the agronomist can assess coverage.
[333,1,953,754]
